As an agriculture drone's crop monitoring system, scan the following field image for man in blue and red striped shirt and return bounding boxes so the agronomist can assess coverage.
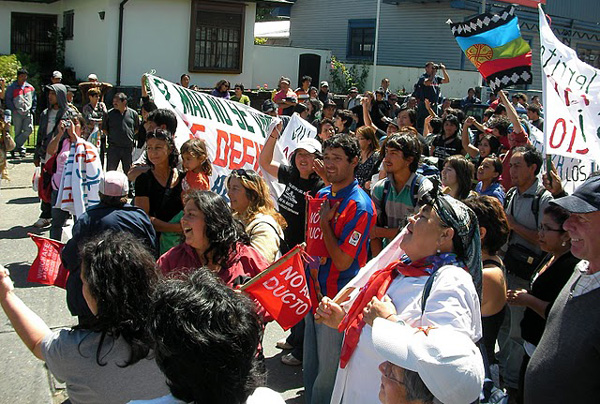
[304,134,376,404]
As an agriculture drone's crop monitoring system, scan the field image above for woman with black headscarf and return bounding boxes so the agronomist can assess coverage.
[316,192,483,404]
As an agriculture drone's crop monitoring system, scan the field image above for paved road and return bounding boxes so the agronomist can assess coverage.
[0,158,304,403]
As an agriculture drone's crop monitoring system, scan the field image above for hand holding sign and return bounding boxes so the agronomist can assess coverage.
[542,159,564,196]
[319,200,340,229]
[314,296,345,328]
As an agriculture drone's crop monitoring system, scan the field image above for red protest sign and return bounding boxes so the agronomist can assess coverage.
[306,195,328,257]
[242,245,310,330]
[496,0,545,8]
[28,234,69,289]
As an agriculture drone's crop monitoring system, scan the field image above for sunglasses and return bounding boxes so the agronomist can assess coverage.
[232,168,258,180]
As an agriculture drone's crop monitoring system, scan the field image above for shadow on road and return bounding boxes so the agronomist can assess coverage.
[4,262,46,289]
[265,352,304,403]
[6,197,39,205]
[0,225,45,240]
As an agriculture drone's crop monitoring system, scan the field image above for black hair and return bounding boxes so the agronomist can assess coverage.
[512,145,544,175]
[145,128,180,169]
[180,73,190,81]
[301,75,312,83]
[464,195,509,255]
[215,79,230,90]
[141,100,158,114]
[494,104,506,115]
[480,134,501,156]
[487,116,511,136]
[429,117,443,135]
[383,133,422,172]
[335,109,354,130]
[293,103,308,115]
[527,104,541,115]
[234,83,245,91]
[184,190,250,268]
[289,147,322,181]
[323,134,360,163]
[400,107,417,126]
[149,269,264,404]
[480,155,503,180]
[544,204,570,228]
[147,108,178,134]
[79,231,159,366]
[99,193,128,207]
[467,87,475,93]
[442,114,460,137]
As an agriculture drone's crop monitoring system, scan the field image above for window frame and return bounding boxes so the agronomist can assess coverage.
[576,42,600,69]
[346,19,376,61]
[63,9,74,40]
[188,1,246,74]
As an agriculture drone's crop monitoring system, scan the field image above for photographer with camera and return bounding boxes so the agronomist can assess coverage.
[413,61,450,132]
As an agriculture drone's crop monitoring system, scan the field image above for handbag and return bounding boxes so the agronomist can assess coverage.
[503,243,547,281]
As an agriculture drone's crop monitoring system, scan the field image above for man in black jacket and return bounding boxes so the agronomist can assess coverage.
[61,171,157,324]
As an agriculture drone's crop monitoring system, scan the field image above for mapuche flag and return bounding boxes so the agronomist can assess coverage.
[449,5,532,92]
[242,244,310,330]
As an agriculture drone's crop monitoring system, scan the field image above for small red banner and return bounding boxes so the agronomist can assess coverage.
[243,246,310,330]
[496,0,545,8]
[28,234,69,289]
[305,196,328,257]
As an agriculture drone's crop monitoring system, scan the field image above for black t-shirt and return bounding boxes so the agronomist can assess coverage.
[134,169,183,223]
[431,134,462,169]
[277,165,324,253]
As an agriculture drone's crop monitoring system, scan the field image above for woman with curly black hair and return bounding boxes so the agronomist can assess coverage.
[134,128,183,237]
[0,231,169,403]
[158,190,268,289]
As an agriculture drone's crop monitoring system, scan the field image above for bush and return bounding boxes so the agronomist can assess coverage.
[329,56,370,94]
[0,54,21,83]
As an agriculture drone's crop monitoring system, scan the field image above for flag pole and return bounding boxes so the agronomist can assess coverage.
[371,0,382,91]
[240,243,306,291]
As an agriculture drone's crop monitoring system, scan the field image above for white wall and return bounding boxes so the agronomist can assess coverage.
[352,63,482,99]
[252,45,331,89]
[0,1,60,55]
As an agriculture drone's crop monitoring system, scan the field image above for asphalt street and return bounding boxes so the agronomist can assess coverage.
[0,157,304,403]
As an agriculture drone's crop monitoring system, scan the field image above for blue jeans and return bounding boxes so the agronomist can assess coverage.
[50,189,69,241]
[303,312,344,404]
[12,112,33,152]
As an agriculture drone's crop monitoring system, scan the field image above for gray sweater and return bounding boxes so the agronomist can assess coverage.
[525,267,600,403]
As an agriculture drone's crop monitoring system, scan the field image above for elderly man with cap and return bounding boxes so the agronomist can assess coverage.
[61,171,157,325]
[78,73,113,104]
[525,174,600,403]
[373,320,484,404]
[318,80,333,104]
[273,76,297,116]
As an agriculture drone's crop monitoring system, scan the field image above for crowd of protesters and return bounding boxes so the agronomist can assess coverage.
[0,62,599,404]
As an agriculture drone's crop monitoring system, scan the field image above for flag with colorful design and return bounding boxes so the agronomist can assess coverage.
[448,5,532,91]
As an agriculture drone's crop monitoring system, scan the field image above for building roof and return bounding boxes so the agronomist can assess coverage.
[1,0,293,3]
[255,20,290,38]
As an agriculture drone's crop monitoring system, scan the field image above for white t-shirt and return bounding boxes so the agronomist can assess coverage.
[129,387,285,404]
[331,265,482,404]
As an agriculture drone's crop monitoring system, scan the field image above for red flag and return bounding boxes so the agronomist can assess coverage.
[242,245,310,330]
[305,195,328,257]
[28,234,69,289]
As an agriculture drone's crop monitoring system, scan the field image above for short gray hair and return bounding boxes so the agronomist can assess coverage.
[404,369,434,403]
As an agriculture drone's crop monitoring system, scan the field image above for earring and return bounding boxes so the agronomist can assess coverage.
[436,249,441,254]
[561,241,567,247]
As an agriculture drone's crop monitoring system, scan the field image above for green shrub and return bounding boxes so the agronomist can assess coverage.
[329,56,370,94]
[0,54,21,83]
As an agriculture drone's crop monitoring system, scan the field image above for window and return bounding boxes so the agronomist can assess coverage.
[189,1,245,73]
[347,19,375,61]
[577,44,600,69]
[63,10,74,40]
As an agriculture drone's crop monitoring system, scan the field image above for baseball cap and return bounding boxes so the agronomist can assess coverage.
[261,99,277,113]
[372,318,484,404]
[294,138,322,155]
[349,87,359,93]
[17,68,28,76]
[320,81,329,87]
[551,174,600,214]
[52,71,63,79]
[87,73,98,81]
[99,171,129,197]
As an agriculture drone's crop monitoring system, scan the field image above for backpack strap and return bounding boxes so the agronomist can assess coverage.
[379,178,392,226]
[410,173,425,207]
[532,187,546,228]
[248,220,288,253]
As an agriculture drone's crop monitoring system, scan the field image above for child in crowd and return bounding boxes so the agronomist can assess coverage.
[181,138,211,192]
[159,138,212,255]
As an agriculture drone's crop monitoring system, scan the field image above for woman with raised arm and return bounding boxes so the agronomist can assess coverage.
[0,231,169,403]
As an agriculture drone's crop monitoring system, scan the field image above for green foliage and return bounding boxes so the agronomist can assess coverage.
[0,54,21,82]
[254,37,268,45]
[329,56,370,94]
